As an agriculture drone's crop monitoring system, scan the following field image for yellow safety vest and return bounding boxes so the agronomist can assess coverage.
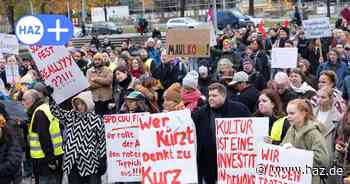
[29,103,64,159]
[270,116,287,142]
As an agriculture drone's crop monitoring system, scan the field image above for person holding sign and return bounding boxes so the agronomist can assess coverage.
[47,88,107,184]
[192,83,250,184]
[283,99,330,184]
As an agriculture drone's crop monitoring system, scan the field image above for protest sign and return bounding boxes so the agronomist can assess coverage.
[303,17,332,39]
[255,143,313,184]
[0,33,19,55]
[216,117,269,184]
[271,48,298,69]
[5,62,20,85]
[28,45,89,104]
[104,113,148,183]
[166,27,211,57]
[139,109,198,184]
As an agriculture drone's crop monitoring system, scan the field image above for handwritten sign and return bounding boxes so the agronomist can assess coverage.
[271,48,298,69]
[255,143,313,184]
[5,62,20,85]
[139,109,198,184]
[166,27,210,57]
[104,113,148,183]
[28,45,89,104]
[303,17,332,39]
[0,33,19,55]
[216,117,269,184]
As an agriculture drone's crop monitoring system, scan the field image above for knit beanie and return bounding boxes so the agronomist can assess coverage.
[182,71,199,89]
[164,83,182,103]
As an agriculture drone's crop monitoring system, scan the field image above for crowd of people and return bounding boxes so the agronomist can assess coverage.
[3,7,350,184]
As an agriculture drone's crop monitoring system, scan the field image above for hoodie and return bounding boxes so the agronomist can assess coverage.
[72,91,95,112]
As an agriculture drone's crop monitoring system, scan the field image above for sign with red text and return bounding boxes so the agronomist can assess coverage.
[104,113,149,183]
[216,117,269,184]
[28,45,89,104]
[139,109,198,184]
[255,143,313,184]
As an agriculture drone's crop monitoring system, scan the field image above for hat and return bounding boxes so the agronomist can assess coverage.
[198,65,208,75]
[125,91,145,101]
[33,82,48,96]
[147,38,155,43]
[164,83,182,103]
[182,71,199,89]
[228,71,249,86]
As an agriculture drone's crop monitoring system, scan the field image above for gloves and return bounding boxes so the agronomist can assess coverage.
[48,159,59,172]
[97,156,107,176]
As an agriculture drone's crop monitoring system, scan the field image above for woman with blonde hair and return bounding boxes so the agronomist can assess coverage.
[283,99,329,184]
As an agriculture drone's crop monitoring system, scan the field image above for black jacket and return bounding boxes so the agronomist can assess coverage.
[153,62,179,89]
[0,127,22,183]
[248,71,267,91]
[191,100,251,182]
[28,100,63,176]
[280,88,299,111]
[230,85,259,113]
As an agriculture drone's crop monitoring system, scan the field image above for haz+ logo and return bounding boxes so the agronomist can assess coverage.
[15,15,73,45]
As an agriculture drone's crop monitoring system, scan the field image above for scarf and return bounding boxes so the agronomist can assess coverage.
[290,82,316,94]
[181,89,202,112]
[130,68,144,79]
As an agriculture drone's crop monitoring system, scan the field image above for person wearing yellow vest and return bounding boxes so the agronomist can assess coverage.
[22,89,63,184]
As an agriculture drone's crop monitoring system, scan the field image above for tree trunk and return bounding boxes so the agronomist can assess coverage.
[4,0,15,33]
[326,0,330,17]
[180,0,185,17]
[248,0,254,16]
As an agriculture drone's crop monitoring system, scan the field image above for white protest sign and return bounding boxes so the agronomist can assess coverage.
[5,62,20,85]
[216,117,269,184]
[104,113,148,183]
[0,33,19,55]
[139,109,198,184]
[303,17,332,39]
[271,48,298,69]
[91,7,106,22]
[28,45,89,104]
[255,143,313,184]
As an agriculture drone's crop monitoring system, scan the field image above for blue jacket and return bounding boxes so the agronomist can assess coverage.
[147,47,161,66]
[317,60,348,89]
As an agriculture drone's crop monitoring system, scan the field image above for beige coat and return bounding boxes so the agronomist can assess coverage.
[87,66,113,102]
[282,120,330,184]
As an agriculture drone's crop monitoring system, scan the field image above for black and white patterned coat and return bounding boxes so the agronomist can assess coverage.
[49,91,106,177]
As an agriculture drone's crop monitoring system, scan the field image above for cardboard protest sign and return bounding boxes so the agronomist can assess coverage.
[303,17,332,39]
[255,143,313,184]
[216,117,269,184]
[166,27,211,57]
[28,45,89,104]
[104,113,148,183]
[271,48,298,69]
[0,33,19,55]
[139,109,198,184]
[5,62,20,85]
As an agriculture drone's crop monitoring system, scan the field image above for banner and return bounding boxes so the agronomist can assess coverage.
[139,109,198,184]
[166,27,211,57]
[303,17,332,39]
[5,62,20,85]
[271,48,298,69]
[216,117,269,184]
[28,45,89,104]
[104,113,148,183]
[255,143,313,184]
[0,33,19,55]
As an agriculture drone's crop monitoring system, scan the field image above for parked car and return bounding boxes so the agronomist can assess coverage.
[217,10,253,30]
[166,17,203,29]
[91,22,123,35]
